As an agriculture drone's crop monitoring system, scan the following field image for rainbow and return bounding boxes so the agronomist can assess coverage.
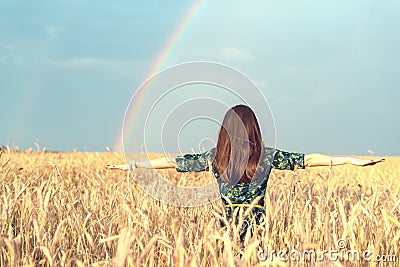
[115,0,205,150]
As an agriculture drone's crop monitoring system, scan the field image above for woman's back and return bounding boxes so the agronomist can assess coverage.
[175,146,305,207]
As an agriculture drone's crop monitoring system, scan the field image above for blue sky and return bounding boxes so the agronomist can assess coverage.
[1,0,399,155]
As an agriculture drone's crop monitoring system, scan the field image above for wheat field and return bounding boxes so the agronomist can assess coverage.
[0,147,399,266]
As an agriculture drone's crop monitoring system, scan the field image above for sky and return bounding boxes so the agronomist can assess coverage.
[1,0,399,155]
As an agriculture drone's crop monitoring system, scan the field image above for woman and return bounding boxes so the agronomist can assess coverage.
[108,105,384,238]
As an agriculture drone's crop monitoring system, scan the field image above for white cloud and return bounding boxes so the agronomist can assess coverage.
[11,56,25,66]
[45,25,64,38]
[312,87,348,105]
[0,55,25,66]
[0,44,21,65]
[3,44,15,50]
[253,79,271,90]
[50,57,126,69]
[48,57,141,77]
[51,57,106,69]
[220,47,254,61]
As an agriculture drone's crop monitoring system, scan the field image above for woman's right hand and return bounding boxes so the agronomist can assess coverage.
[349,157,385,166]
[129,160,137,171]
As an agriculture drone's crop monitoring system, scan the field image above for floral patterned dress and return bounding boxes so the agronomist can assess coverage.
[175,147,305,239]
[175,147,305,209]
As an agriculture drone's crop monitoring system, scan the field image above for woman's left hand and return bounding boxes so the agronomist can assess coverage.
[106,164,129,171]
[106,160,137,171]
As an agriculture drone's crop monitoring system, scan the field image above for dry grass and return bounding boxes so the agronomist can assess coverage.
[0,147,399,266]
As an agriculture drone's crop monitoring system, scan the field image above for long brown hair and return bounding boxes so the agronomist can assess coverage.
[213,105,265,184]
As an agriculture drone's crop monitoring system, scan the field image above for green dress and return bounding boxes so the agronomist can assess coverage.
[176,147,305,240]
[175,147,305,208]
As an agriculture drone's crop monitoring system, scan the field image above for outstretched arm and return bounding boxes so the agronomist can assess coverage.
[107,150,213,172]
[107,157,176,171]
[304,153,384,167]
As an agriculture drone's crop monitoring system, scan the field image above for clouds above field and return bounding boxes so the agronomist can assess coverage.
[220,48,254,62]
[1,0,399,155]
[45,25,64,39]
[48,57,138,75]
